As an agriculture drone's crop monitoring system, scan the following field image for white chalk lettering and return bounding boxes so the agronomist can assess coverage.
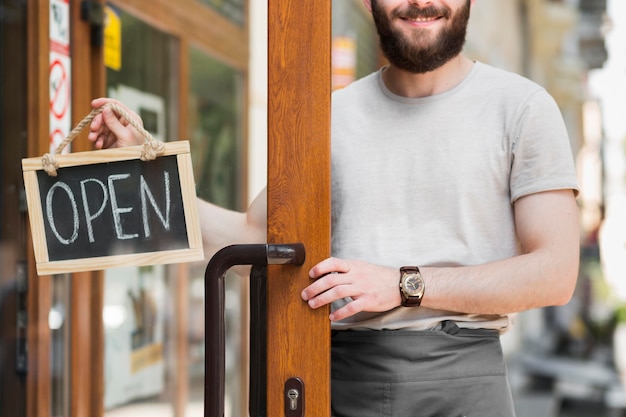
[108,173,139,240]
[140,171,171,238]
[80,178,109,243]
[46,182,79,245]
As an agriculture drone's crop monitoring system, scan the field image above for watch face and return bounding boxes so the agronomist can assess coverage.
[402,274,424,296]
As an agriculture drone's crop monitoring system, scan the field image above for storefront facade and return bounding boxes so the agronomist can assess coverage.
[1,1,250,416]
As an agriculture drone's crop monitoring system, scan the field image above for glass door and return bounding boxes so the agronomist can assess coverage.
[102,13,177,414]
[187,45,245,417]
[100,3,248,416]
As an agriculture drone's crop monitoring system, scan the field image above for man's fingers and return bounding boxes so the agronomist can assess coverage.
[100,133,116,149]
[91,97,109,108]
[301,271,356,305]
[101,107,127,137]
[309,257,350,278]
[90,113,104,131]
[329,300,362,322]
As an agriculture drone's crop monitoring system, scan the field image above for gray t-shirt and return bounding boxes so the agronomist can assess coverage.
[330,62,579,332]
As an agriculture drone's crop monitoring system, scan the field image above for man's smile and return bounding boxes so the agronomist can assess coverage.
[401,15,442,24]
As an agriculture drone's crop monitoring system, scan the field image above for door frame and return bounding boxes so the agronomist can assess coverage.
[26,2,106,416]
[26,1,52,416]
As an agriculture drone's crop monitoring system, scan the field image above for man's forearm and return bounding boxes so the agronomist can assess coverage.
[197,187,267,260]
[420,248,578,315]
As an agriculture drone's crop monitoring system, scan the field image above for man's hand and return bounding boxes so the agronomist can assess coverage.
[88,98,145,149]
[301,258,401,321]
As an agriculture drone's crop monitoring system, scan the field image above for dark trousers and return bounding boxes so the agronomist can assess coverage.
[331,322,516,417]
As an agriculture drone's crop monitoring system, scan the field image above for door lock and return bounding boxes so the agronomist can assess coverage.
[287,389,299,410]
[284,377,304,417]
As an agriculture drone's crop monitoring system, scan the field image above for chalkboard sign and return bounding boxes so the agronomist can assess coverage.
[22,141,204,275]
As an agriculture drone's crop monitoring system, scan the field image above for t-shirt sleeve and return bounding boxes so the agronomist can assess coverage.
[510,89,579,202]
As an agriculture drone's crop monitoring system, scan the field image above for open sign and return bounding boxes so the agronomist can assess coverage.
[22,141,203,275]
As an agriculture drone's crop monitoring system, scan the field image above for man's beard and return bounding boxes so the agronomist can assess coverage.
[371,0,471,74]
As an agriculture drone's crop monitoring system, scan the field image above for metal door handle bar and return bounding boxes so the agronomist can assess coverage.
[204,243,306,417]
[249,264,268,417]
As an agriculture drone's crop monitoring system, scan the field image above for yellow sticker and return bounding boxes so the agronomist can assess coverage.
[104,6,121,71]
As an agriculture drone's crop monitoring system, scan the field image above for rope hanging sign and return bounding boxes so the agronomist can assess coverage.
[22,104,204,275]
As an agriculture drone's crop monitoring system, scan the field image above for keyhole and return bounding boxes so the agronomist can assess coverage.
[284,377,304,416]
[287,388,299,410]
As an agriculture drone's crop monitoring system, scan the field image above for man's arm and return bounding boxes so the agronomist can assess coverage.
[197,187,267,259]
[302,189,579,321]
[421,189,579,314]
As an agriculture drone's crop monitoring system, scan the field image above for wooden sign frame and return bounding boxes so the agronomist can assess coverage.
[22,141,203,275]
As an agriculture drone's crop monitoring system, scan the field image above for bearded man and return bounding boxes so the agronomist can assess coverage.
[303,1,579,415]
[89,1,580,416]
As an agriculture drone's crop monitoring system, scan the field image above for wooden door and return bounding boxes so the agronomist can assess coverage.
[266,1,332,416]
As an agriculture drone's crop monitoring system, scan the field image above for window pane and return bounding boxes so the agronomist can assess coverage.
[106,8,176,144]
[197,0,245,26]
[187,46,245,417]
[103,9,178,415]
[188,46,244,210]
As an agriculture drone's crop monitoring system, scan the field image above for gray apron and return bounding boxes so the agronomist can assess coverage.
[331,321,516,417]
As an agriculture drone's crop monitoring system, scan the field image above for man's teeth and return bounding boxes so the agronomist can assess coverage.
[407,16,438,22]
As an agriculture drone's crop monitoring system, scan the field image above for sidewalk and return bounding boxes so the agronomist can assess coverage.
[509,354,626,417]
[514,391,609,417]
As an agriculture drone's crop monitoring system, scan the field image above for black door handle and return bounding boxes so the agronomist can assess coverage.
[204,243,305,417]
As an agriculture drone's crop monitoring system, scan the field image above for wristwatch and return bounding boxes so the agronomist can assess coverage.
[399,266,425,307]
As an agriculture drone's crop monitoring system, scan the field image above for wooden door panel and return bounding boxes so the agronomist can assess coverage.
[267,1,332,416]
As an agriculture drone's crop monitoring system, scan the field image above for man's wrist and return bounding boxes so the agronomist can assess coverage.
[399,266,425,307]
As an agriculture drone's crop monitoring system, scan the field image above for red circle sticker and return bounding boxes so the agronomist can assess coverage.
[49,59,69,120]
